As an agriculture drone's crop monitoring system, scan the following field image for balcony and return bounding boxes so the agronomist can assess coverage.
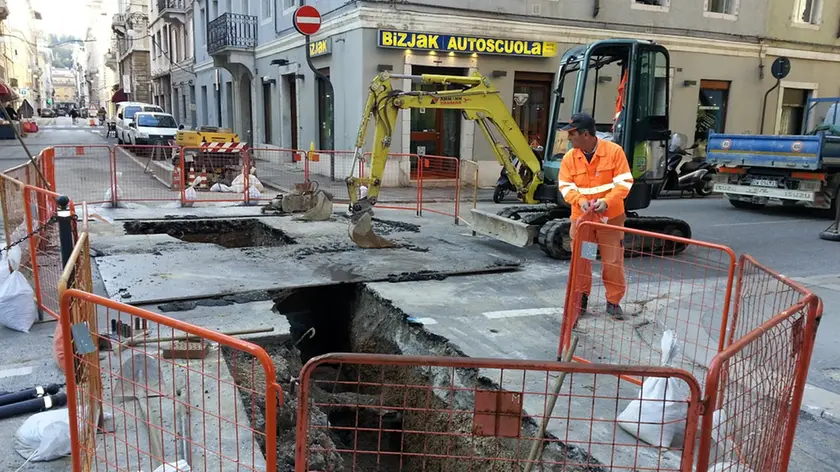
[156,0,186,24]
[112,14,127,35]
[208,13,257,55]
[0,0,8,21]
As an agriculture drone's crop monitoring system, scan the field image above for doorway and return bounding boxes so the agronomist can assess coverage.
[512,72,554,150]
[285,74,298,149]
[317,67,334,150]
[778,88,812,135]
[695,79,730,154]
[409,65,465,179]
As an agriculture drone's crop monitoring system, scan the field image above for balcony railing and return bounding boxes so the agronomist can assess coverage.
[157,0,185,13]
[207,13,257,55]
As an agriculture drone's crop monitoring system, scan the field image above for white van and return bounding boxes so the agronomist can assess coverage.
[126,112,182,145]
[114,101,164,144]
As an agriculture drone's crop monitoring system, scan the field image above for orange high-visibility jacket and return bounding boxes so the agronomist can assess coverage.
[558,139,634,220]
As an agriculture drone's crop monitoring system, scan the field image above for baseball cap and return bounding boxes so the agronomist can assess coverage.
[560,113,596,133]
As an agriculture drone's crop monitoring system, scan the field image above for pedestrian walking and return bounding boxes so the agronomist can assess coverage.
[557,113,634,320]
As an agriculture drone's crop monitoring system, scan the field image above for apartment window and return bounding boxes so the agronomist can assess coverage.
[262,0,271,17]
[794,0,822,25]
[706,0,737,15]
[283,0,296,13]
[632,0,669,9]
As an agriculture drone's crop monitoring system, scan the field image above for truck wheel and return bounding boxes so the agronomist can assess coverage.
[729,199,766,210]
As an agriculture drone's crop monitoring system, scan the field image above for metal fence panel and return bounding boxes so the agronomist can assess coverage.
[295,353,702,472]
[560,222,738,386]
[418,155,460,221]
[59,288,281,472]
[696,255,822,472]
[113,144,182,203]
[51,145,114,205]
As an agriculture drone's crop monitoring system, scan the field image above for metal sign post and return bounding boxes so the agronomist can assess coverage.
[294,6,336,180]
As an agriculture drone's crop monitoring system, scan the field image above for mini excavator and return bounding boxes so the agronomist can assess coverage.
[346,39,692,258]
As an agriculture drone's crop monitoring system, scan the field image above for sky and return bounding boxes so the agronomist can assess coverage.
[33,0,91,38]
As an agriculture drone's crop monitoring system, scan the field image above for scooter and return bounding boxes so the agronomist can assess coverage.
[493,145,543,204]
[652,133,717,199]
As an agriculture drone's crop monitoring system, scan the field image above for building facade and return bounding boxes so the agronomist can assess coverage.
[189,0,840,186]
[3,0,41,109]
[51,67,76,105]
[85,0,119,109]
[112,0,152,104]
[150,0,196,127]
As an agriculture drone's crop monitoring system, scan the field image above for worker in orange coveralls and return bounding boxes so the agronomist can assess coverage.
[557,113,634,320]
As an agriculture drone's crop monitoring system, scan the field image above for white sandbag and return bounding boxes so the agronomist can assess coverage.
[152,460,192,472]
[182,186,197,207]
[707,462,755,472]
[13,408,71,462]
[210,182,232,193]
[0,245,22,286]
[248,185,261,202]
[617,330,688,448]
[0,269,37,333]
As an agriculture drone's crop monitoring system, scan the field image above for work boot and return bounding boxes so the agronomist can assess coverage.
[606,302,624,320]
[579,293,589,317]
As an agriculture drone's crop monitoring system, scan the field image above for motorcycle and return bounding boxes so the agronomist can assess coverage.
[493,145,543,204]
[652,133,717,199]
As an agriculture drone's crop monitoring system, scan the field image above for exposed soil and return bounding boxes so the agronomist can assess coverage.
[124,219,296,248]
[222,283,606,472]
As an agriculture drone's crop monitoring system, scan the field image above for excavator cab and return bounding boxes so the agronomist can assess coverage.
[543,39,671,212]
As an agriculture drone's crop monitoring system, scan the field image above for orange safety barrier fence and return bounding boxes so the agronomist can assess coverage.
[696,255,822,472]
[309,150,362,204]
[59,287,283,471]
[49,145,114,205]
[295,353,702,471]
[418,154,460,221]
[247,147,309,200]
[359,152,421,213]
[113,144,182,203]
[560,222,737,386]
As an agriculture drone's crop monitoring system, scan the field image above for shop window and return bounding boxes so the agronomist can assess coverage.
[512,72,554,150]
[695,80,730,145]
[317,68,333,150]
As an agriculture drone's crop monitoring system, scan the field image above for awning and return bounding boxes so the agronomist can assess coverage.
[111,88,128,103]
[0,78,19,103]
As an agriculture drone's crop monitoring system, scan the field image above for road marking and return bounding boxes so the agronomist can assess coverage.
[483,307,563,319]
[0,366,33,379]
[709,219,803,228]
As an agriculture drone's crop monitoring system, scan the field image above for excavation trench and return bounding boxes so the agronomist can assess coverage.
[222,283,606,472]
[124,219,296,248]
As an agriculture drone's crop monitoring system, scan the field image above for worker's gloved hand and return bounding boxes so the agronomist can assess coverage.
[593,199,608,213]
[580,199,592,212]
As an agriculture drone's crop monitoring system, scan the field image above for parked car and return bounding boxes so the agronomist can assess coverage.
[40,108,55,118]
[126,112,182,146]
[114,101,164,144]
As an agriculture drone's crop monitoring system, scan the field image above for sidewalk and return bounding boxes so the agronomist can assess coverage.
[253,157,497,203]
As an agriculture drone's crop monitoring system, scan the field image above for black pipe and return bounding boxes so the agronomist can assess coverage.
[592,0,600,18]
[759,79,780,135]
[0,384,62,407]
[0,393,67,420]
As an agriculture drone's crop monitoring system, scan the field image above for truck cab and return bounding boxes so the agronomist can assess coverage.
[707,97,840,211]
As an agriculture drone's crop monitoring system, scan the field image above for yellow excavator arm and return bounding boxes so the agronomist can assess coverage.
[346,71,544,248]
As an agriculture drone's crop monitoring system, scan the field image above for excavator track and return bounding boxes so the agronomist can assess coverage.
[496,204,561,220]
[537,215,693,260]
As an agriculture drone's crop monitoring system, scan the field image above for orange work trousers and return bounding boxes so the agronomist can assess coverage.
[569,214,627,305]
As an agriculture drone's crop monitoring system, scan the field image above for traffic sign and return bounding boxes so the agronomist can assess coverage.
[293,5,321,36]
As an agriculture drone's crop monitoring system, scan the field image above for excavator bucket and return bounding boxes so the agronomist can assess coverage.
[296,190,334,221]
[348,212,396,249]
[468,209,539,248]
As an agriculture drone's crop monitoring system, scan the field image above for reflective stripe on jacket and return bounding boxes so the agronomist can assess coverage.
[558,139,634,220]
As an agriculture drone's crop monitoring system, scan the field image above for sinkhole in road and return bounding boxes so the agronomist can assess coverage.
[221,283,605,471]
[123,218,296,248]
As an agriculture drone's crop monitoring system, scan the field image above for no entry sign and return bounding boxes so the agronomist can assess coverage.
[293,5,321,36]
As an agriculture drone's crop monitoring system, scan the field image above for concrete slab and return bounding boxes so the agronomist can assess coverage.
[93,215,520,305]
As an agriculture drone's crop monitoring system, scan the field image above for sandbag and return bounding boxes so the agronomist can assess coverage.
[152,460,192,472]
[0,245,22,286]
[707,463,755,472]
[13,408,71,461]
[0,269,37,333]
[617,330,688,448]
[182,186,197,208]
